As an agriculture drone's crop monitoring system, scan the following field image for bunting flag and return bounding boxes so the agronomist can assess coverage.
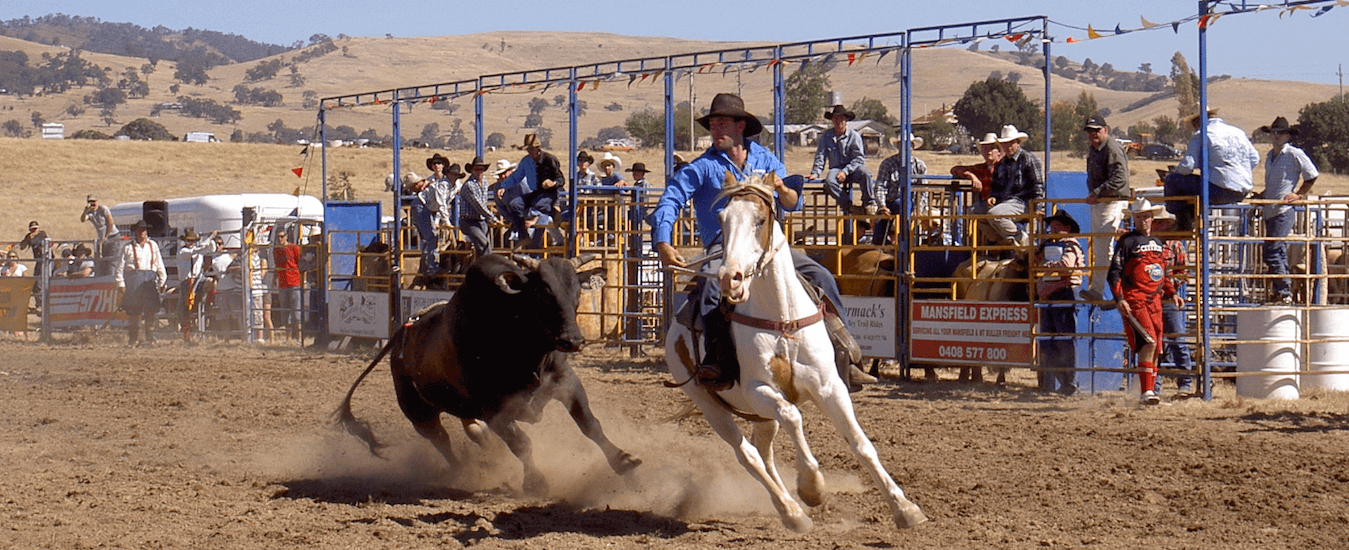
[291,186,302,196]
[575,81,585,92]
[291,167,304,178]
[847,52,857,65]
[1280,5,1314,17]
[1114,24,1126,35]
[1313,5,1335,16]
[590,81,598,91]
[1141,16,1160,29]
[1087,25,1102,39]
[298,145,309,157]
[1066,36,1081,44]
[1172,21,1181,33]
[1199,13,1222,29]
[1005,33,1025,42]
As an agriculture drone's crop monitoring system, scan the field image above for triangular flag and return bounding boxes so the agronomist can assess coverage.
[298,145,308,156]
[1005,33,1024,42]
[1114,24,1126,35]
[1313,5,1334,17]
[1338,0,1349,7]
[1066,36,1080,44]
[291,187,301,196]
[1141,16,1160,29]
[1087,25,1102,39]
[428,95,437,104]
[291,167,304,178]
[1172,21,1181,33]
[1199,13,1221,28]
[847,52,857,65]
[575,81,585,92]
[590,81,598,91]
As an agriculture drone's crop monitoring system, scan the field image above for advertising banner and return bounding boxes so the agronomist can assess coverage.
[910,300,1034,366]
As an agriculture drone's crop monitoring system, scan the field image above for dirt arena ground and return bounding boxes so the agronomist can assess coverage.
[2,335,1347,550]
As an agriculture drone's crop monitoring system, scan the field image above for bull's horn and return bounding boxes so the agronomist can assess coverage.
[569,253,598,269]
[512,254,541,271]
[496,271,523,294]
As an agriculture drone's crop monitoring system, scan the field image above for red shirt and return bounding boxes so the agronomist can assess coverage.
[273,245,302,288]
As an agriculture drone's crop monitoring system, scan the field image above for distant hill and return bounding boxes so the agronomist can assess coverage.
[0,28,1340,149]
[0,13,292,65]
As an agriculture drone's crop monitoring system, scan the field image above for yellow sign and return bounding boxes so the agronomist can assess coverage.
[0,277,35,331]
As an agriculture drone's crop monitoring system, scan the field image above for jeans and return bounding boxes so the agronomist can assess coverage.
[1038,288,1077,393]
[1162,299,1194,390]
[971,198,1026,244]
[1163,173,1248,217]
[411,203,438,273]
[461,218,492,257]
[822,167,875,242]
[1263,209,1295,298]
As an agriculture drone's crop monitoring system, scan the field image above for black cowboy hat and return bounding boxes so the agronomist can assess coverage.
[1044,210,1080,234]
[1259,116,1300,136]
[695,93,764,137]
[445,163,464,177]
[576,151,594,164]
[132,219,150,232]
[626,162,650,174]
[465,155,491,170]
[425,153,452,171]
[823,104,856,121]
[1082,115,1108,131]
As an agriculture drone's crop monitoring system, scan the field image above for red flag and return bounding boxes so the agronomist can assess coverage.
[291,167,304,178]
[847,53,856,66]
[576,81,585,92]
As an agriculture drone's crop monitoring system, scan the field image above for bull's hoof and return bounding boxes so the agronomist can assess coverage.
[895,501,929,529]
[609,452,642,475]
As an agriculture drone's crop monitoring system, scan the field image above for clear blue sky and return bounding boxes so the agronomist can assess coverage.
[2,0,1346,85]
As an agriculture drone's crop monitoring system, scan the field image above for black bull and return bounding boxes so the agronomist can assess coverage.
[335,254,641,495]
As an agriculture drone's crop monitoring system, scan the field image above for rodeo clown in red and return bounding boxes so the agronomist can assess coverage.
[1106,199,1185,405]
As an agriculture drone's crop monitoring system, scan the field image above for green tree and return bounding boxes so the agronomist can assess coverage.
[1151,115,1181,145]
[2,119,26,137]
[116,118,174,141]
[1049,91,1099,154]
[1296,94,1349,174]
[1127,122,1156,142]
[1170,52,1199,121]
[784,62,831,124]
[952,77,1043,149]
[849,97,895,127]
[623,102,704,149]
[30,111,44,128]
[528,97,548,115]
[486,132,506,149]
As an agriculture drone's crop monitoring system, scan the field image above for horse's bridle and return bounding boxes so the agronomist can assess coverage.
[717,177,783,281]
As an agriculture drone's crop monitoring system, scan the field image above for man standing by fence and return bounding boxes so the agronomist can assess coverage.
[1257,116,1319,305]
[115,220,166,347]
[1080,116,1130,305]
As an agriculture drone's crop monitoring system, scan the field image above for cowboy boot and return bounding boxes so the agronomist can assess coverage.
[824,311,866,392]
[696,306,738,392]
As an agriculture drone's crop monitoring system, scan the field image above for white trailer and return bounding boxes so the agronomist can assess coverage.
[108,193,323,248]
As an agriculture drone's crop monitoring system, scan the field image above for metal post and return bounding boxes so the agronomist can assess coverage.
[319,109,328,202]
[772,46,785,157]
[390,90,404,329]
[898,38,913,366]
[568,68,580,258]
[1196,1,1215,401]
[1042,19,1052,176]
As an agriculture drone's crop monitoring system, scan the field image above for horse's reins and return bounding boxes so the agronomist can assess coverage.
[720,180,822,337]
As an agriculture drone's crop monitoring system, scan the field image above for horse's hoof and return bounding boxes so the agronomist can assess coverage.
[610,452,642,475]
[896,501,929,529]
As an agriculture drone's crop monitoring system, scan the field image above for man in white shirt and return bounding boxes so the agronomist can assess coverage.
[115,220,167,346]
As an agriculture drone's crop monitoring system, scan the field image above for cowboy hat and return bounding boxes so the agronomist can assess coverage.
[27,220,40,229]
[465,155,491,170]
[997,124,1029,143]
[1183,107,1220,127]
[425,153,452,171]
[1043,210,1080,234]
[131,219,150,232]
[179,229,200,242]
[86,194,98,202]
[598,152,622,172]
[1152,208,1177,222]
[977,132,1000,146]
[73,243,92,256]
[1082,115,1108,131]
[492,159,516,176]
[695,93,764,137]
[626,162,650,174]
[888,133,924,150]
[823,104,856,121]
[1259,116,1299,136]
[576,151,594,165]
[521,133,542,150]
[1129,198,1164,216]
[401,171,422,187]
[445,163,464,177]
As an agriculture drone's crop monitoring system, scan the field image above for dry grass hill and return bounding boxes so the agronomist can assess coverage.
[0,30,1344,241]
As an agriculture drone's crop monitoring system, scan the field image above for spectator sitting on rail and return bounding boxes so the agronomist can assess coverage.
[811,104,877,217]
[1106,199,1182,406]
[1151,208,1195,396]
[1035,210,1085,395]
[66,244,95,278]
[1162,107,1259,230]
[81,195,119,267]
[950,133,1003,203]
[1256,116,1319,305]
[498,134,565,249]
[977,125,1044,250]
[872,133,928,246]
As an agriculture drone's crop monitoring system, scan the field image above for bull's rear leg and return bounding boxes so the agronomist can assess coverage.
[486,418,548,496]
[554,370,641,475]
[461,418,490,447]
[392,374,459,466]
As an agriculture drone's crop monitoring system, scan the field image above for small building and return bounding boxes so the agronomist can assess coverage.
[767,120,888,155]
[41,123,64,139]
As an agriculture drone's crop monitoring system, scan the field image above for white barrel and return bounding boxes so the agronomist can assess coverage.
[1307,308,1349,392]
[1236,308,1301,399]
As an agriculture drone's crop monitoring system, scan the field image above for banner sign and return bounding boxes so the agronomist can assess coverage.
[48,276,126,329]
[328,290,390,339]
[840,296,896,358]
[400,289,454,320]
[910,300,1033,366]
[0,277,35,331]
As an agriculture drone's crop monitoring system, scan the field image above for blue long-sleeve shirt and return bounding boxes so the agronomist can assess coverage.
[1175,117,1260,195]
[650,141,795,246]
[810,127,868,177]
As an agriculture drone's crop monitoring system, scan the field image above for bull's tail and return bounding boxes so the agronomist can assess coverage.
[332,327,404,458]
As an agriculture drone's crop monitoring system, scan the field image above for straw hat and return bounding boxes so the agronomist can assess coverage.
[1129,198,1164,216]
[492,159,516,176]
[888,133,924,150]
[977,132,1000,146]
[997,124,1029,144]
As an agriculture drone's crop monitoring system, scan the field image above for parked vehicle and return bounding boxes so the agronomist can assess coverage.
[1141,143,1181,160]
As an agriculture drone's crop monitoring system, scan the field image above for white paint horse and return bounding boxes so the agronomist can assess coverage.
[664,172,927,533]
